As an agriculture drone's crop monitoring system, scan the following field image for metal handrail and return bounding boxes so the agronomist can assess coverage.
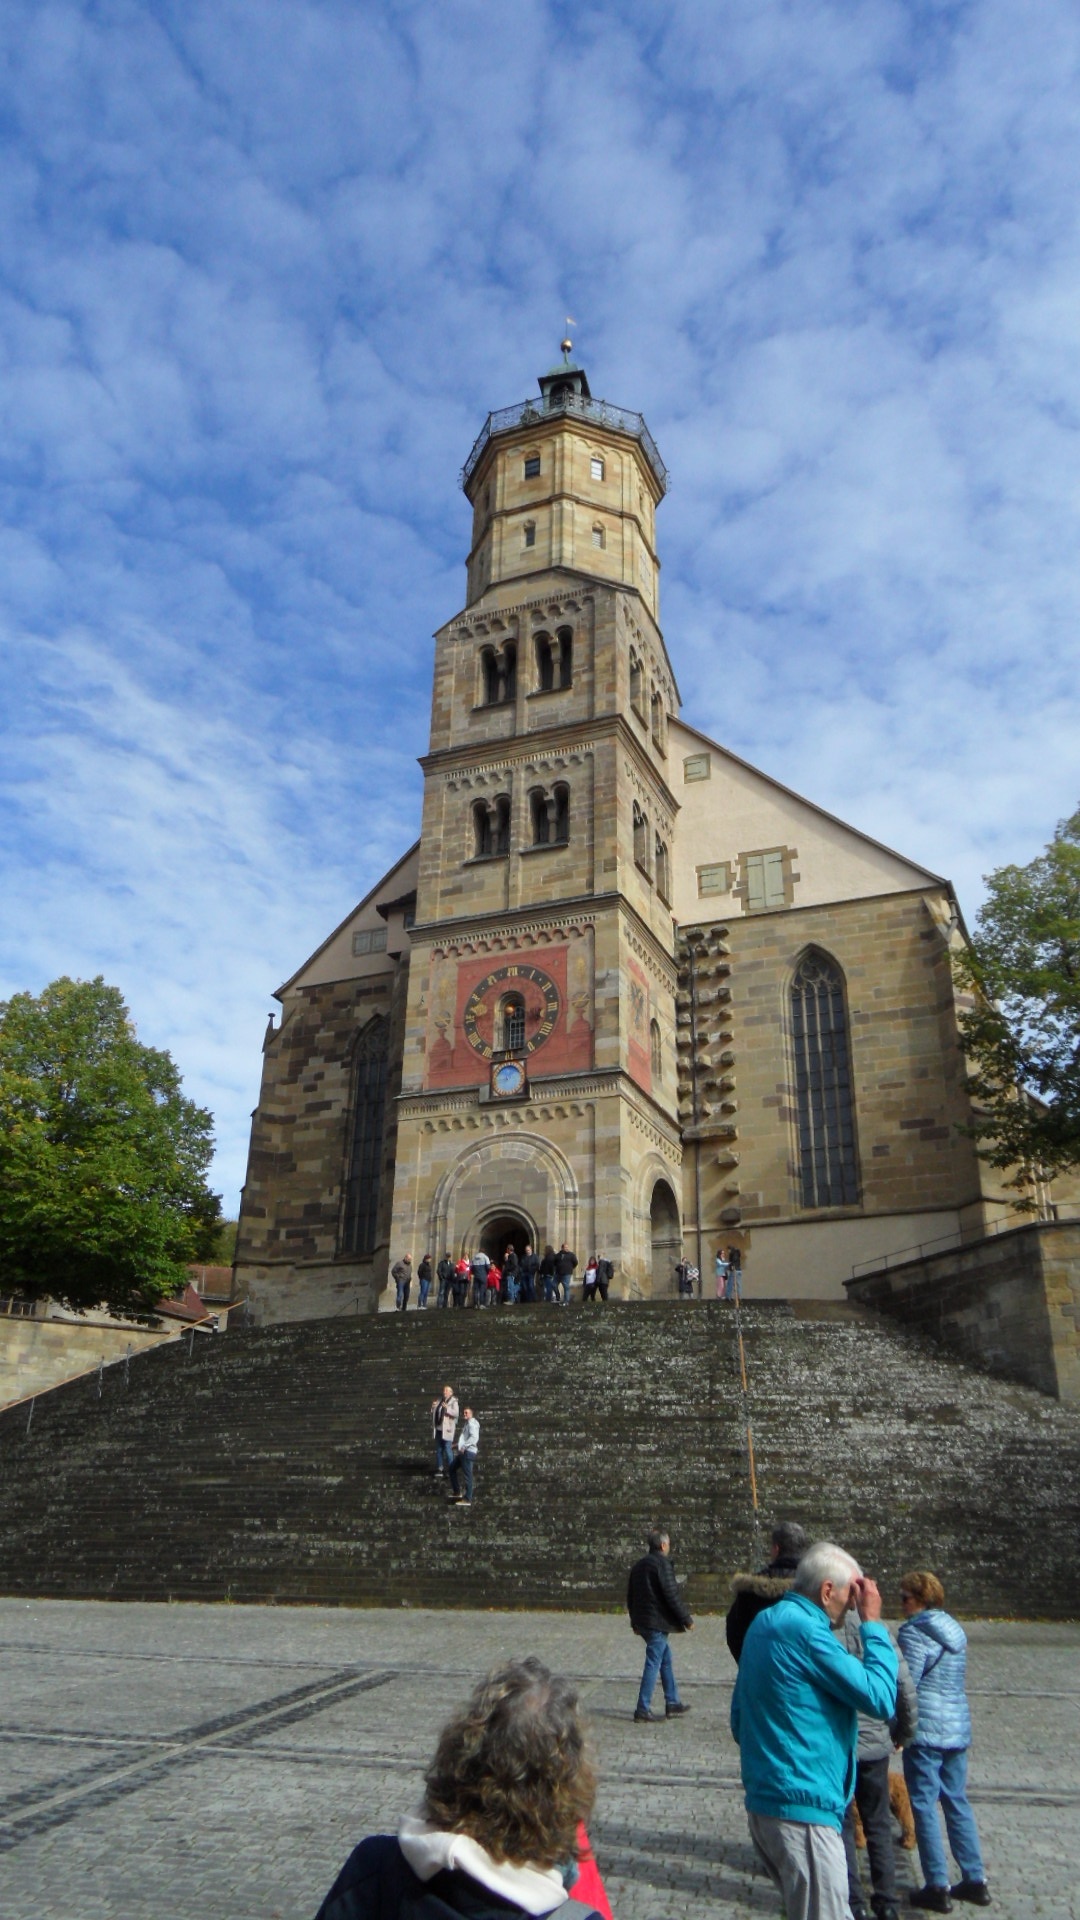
[848,1203,1080,1281]
[461,389,668,492]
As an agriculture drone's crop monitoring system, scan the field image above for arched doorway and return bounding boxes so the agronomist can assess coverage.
[479,1214,533,1264]
[650,1180,681,1297]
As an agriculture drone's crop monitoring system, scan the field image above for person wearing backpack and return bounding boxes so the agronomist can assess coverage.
[314,1658,607,1920]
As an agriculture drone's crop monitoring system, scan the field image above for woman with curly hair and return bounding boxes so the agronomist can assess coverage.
[898,1570,990,1913]
[314,1658,608,1920]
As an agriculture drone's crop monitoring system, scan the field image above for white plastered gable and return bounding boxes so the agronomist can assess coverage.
[279,843,421,994]
[669,719,942,923]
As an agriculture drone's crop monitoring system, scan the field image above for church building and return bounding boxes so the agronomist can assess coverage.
[235,351,1024,1321]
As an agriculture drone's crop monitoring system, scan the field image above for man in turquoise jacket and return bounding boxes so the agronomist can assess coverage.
[730,1541,898,1920]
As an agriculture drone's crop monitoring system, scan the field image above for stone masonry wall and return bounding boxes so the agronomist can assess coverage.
[846,1219,1080,1403]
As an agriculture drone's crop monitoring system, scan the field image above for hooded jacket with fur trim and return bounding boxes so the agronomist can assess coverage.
[315,1812,602,1920]
[725,1558,800,1664]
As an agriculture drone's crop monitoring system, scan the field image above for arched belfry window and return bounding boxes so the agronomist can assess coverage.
[650,1018,662,1078]
[500,994,526,1053]
[633,801,650,875]
[791,950,859,1210]
[556,626,573,687]
[535,631,554,691]
[340,1019,389,1256]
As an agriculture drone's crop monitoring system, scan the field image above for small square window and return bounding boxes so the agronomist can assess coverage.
[590,455,605,481]
[592,524,604,548]
[697,862,731,897]
[523,455,541,479]
[683,753,711,782]
[352,927,388,956]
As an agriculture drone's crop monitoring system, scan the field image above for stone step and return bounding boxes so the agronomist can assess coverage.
[1,1301,1077,1614]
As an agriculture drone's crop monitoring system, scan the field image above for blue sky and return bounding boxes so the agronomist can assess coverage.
[3,0,1079,1211]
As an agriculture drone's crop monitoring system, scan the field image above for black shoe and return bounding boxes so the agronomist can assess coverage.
[911,1891,953,1914]
[665,1701,691,1717]
[633,1709,657,1722]
[950,1885,990,1907]
[851,1906,870,1920]
[872,1904,899,1920]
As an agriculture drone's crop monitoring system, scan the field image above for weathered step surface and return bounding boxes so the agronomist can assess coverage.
[1,1301,1078,1615]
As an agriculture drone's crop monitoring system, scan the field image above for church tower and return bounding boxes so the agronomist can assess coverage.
[385,347,684,1293]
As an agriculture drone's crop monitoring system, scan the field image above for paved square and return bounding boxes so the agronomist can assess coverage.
[0,1601,1076,1920]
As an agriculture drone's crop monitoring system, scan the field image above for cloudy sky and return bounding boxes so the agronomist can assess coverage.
[3,0,1079,1210]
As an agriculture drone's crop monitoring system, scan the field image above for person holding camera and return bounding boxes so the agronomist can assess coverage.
[731,1542,898,1920]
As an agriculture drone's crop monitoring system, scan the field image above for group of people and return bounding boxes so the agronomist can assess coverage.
[393,1246,615,1310]
[674,1244,743,1299]
[720,1522,988,1919]
[314,1524,991,1920]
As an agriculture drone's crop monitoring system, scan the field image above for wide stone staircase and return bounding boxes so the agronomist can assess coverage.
[1,1301,1078,1615]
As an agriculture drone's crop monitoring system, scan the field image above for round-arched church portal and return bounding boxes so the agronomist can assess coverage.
[650,1179,681,1297]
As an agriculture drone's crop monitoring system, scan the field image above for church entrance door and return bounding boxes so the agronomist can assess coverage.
[479,1215,532,1264]
[649,1180,681,1297]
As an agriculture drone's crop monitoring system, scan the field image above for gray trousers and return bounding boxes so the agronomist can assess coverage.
[748,1812,853,1920]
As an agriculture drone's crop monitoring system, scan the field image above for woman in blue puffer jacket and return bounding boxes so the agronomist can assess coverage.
[898,1570,990,1914]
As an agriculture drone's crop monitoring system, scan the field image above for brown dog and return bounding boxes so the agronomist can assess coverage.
[852,1769,917,1850]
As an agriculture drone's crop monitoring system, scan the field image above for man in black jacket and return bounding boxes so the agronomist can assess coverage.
[725,1519,808,1664]
[626,1529,694,1722]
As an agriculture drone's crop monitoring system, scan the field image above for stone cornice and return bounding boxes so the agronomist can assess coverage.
[408,890,677,984]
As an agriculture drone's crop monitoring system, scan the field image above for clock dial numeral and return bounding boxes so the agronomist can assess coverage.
[462,963,561,1059]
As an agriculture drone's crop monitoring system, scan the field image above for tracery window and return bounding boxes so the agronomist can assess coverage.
[791,950,859,1211]
[340,1020,389,1256]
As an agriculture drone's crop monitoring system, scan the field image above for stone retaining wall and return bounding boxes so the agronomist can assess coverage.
[846,1219,1080,1404]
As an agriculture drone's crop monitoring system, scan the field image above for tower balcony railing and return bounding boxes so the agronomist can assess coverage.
[461,389,668,494]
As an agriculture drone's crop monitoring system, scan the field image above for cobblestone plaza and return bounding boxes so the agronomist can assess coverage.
[1,1601,1076,1920]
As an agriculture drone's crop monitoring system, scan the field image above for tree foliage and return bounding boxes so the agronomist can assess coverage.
[955,807,1080,1198]
[0,976,221,1314]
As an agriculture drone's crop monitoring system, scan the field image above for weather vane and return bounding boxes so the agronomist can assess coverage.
[561,316,576,357]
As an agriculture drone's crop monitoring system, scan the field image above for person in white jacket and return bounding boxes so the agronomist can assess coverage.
[449,1408,480,1505]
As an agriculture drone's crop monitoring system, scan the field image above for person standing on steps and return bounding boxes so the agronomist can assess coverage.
[431,1385,458,1478]
[519,1243,540,1303]
[540,1245,558,1303]
[448,1406,479,1505]
[392,1255,412,1312]
[626,1528,693,1722]
[417,1254,433,1309]
[730,1542,898,1920]
[436,1252,455,1309]
[453,1256,471,1309]
[554,1243,577,1305]
[674,1254,698,1299]
[470,1247,491,1309]
[595,1254,612,1302]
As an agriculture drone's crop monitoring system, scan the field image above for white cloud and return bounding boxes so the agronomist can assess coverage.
[2,0,1079,1205]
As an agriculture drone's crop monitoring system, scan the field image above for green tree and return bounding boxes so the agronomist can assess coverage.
[956,806,1080,1200]
[0,976,221,1315]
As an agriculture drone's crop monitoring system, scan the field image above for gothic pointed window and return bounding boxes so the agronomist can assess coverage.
[791,950,859,1210]
[650,688,666,751]
[340,1019,389,1256]
[655,835,671,904]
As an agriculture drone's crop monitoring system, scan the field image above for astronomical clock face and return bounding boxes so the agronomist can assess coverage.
[461,964,561,1060]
